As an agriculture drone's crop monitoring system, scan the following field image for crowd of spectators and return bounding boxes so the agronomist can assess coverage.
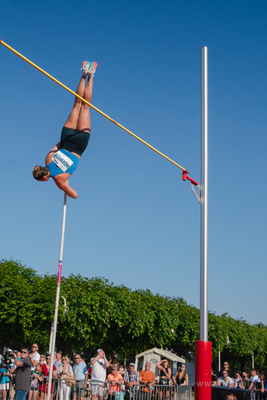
[2,346,267,400]
[0,345,189,400]
[212,361,267,399]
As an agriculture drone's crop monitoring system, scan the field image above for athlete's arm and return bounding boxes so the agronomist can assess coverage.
[54,177,78,199]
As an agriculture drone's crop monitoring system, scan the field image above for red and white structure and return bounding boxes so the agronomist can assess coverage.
[194,46,212,400]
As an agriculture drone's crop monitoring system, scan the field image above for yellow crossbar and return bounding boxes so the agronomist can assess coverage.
[0,39,188,173]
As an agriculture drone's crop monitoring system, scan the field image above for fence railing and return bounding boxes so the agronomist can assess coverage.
[124,383,192,400]
[0,378,193,400]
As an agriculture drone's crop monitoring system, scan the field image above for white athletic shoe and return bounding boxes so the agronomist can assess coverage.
[82,61,97,78]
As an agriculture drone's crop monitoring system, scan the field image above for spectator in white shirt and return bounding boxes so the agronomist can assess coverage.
[29,344,40,371]
[249,369,260,400]
[91,349,109,400]
[217,370,233,387]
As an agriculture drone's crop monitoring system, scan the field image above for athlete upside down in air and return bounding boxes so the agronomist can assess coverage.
[32,61,97,198]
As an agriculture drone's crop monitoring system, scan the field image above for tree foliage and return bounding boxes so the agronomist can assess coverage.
[1,259,267,370]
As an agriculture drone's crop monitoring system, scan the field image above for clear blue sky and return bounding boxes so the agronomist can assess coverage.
[1,0,267,328]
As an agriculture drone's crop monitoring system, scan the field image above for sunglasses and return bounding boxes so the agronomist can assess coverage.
[21,351,27,354]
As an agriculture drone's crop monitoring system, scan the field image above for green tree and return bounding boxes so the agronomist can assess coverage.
[1,258,267,369]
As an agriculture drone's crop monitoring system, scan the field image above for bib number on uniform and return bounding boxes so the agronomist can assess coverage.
[52,151,73,172]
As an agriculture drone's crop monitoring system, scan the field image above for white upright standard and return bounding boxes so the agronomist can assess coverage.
[200,46,208,342]
[195,46,212,400]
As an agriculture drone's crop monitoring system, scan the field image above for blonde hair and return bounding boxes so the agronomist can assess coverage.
[32,166,49,180]
[180,365,186,380]
[227,395,237,400]
[35,363,42,371]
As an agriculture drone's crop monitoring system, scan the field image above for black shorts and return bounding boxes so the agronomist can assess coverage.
[60,127,90,156]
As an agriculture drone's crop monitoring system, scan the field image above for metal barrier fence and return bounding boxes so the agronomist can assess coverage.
[125,384,193,400]
[0,378,193,400]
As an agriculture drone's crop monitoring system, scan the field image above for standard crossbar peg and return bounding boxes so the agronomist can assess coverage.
[182,170,199,186]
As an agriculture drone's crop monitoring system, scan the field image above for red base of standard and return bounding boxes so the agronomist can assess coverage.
[195,340,212,400]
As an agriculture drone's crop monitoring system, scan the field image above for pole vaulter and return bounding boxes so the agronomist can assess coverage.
[0,39,198,199]
[32,61,97,199]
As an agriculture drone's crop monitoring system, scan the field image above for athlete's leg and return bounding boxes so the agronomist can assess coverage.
[76,75,93,133]
[64,76,86,129]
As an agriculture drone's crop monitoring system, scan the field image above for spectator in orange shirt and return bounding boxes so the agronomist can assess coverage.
[139,363,155,400]
[107,366,123,400]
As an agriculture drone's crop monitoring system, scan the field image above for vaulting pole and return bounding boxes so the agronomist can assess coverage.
[195,47,212,400]
[47,193,67,400]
